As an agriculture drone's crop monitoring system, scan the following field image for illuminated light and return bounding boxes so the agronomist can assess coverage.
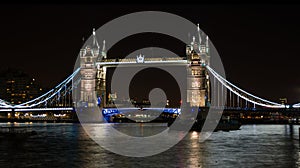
[0,109,12,112]
[31,114,47,118]
[15,107,74,112]
[54,114,66,117]
[191,131,198,139]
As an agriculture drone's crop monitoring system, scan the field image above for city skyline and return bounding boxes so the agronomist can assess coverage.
[0,3,300,104]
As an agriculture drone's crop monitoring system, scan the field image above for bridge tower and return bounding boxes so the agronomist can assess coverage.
[186,24,211,107]
[78,29,100,107]
[96,40,107,107]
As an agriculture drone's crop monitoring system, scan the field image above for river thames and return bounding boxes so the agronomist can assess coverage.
[0,123,299,167]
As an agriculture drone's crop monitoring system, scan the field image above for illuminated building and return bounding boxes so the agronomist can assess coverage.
[78,26,211,108]
[279,98,287,105]
[78,28,106,107]
[186,24,210,107]
[0,69,43,104]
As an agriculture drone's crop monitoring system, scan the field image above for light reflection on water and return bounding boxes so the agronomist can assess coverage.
[0,123,299,167]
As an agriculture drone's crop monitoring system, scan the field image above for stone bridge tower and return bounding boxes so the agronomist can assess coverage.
[78,29,103,108]
[186,24,211,107]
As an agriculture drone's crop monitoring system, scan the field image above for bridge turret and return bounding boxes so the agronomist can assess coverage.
[91,28,100,57]
[197,24,202,45]
[187,24,210,63]
[79,29,107,108]
[97,40,107,107]
[101,40,106,59]
[205,35,210,66]
[78,43,98,107]
[186,23,211,107]
[96,40,107,62]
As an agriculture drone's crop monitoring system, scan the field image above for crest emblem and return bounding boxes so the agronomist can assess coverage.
[136,54,145,63]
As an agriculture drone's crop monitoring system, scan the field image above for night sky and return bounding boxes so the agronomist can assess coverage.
[0,2,300,104]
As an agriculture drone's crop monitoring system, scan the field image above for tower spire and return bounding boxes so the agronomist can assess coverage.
[90,28,100,57]
[93,28,96,35]
[206,35,209,48]
[197,23,202,44]
[102,40,106,52]
[101,40,107,59]
[92,28,99,49]
[206,35,210,55]
[192,36,195,44]
[81,37,85,48]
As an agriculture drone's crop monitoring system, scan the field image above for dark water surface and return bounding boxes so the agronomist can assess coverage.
[0,123,299,167]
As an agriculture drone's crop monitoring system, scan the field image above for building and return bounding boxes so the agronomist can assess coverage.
[186,24,211,107]
[77,28,106,108]
[0,68,44,105]
[78,26,211,109]
[279,98,288,105]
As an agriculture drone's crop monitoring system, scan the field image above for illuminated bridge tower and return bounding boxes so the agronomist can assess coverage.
[78,29,100,107]
[186,24,210,107]
[96,40,107,107]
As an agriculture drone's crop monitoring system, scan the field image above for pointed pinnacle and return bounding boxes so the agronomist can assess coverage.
[93,28,96,35]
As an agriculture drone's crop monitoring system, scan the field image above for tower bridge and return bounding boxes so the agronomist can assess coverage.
[86,24,211,109]
[0,25,300,122]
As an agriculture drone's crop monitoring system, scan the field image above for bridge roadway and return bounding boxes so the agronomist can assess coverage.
[0,107,181,114]
[1,107,300,124]
[102,107,181,116]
